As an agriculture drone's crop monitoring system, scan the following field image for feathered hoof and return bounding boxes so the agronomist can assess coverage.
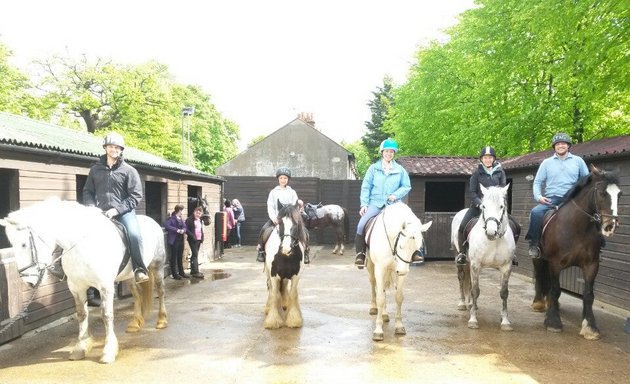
[501,323,514,332]
[369,308,377,315]
[331,250,337,254]
[457,304,468,311]
[546,326,562,333]
[531,300,546,312]
[468,320,479,329]
[100,351,117,364]
[580,326,601,340]
[126,321,142,333]
[69,349,86,361]
[372,332,384,341]
[382,314,390,322]
[395,326,406,335]
[156,319,168,329]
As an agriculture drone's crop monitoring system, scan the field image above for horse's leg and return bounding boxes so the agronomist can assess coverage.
[394,274,407,335]
[579,262,601,340]
[468,264,481,329]
[339,242,344,255]
[285,275,303,328]
[99,286,119,364]
[126,280,146,332]
[373,267,387,341]
[367,258,378,316]
[69,289,94,361]
[264,276,284,329]
[281,279,290,311]
[544,267,563,332]
[499,265,513,331]
[457,264,467,311]
[154,268,168,329]
[531,258,549,312]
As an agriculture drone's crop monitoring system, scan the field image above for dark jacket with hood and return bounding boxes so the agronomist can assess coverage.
[83,154,143,215]
[469,162,506,207]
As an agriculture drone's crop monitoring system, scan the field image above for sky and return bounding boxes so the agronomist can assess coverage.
[0,0,475,151]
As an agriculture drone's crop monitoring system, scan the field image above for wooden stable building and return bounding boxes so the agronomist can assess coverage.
[0,112,224,345]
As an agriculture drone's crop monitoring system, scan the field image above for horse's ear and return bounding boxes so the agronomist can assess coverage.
[502,183,511,194]
[0,218,8,227]
[589,164,601,174]
[420,220,433,232]
[480,184,488,195]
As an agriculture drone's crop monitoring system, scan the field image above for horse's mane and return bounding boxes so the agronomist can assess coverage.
[8,199,103,226]
[562,169,619,203]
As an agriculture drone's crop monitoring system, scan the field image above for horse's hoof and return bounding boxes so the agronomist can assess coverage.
[100,354,116,364]
[369,308,378,315]
[457,304,468,311]
[126,324,141,333]
[395,327,406,335]
[331,251,337,254]
[531,301,546,312]
[468,321,479,329]
[69,350,86,361]
[382,314,390,322]
[156,320,168,329]
[372,332,384,341]
[580,325,601,340]
[546,326,562,333]
[501,324,514,331]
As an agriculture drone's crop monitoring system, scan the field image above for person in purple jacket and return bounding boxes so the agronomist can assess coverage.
[164,204,188,279]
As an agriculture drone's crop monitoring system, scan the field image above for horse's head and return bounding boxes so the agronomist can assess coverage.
[382,203,432,275]
[0,213,54,286]
[276,200,305,256]
[479,184,510,240]
[188,196,211,226]
[589,165,622,237]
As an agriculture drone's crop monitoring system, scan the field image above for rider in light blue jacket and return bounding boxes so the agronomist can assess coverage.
[354,138,420,269]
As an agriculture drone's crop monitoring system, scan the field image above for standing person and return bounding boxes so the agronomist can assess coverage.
[525,132,589,258]
[256,167,309,264]
[456,146,521,265]
[83,132,148,283]
[223,199,236,248]
[354,138,422,269]
[185,206,205,278]
[164,204,188,279]
[232,199,245,247]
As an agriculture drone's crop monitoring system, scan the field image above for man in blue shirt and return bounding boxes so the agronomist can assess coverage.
[525,132,589,258]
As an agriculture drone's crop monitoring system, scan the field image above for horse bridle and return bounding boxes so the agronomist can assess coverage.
[381,210,416,265]
[480,201,508,238]
[570,181,619,227]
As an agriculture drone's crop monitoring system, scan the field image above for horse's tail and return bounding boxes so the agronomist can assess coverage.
[139,272,155,318]
[342,208,350,243]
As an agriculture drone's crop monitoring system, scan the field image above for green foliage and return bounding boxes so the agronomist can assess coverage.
[387,0,629,157]
[342,140,371,179]
[363,76,395,161]
[0,49,239,174]
[248,135,266,148]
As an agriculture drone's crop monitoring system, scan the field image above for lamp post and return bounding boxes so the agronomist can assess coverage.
[181,107,194,165]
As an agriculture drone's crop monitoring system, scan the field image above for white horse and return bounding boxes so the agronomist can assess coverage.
[451,185,515,331]
[0,198,168,363]
[263,202,306,329]
[365,202,432,341]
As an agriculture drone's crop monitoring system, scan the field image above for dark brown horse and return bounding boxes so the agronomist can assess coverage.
[187,195,211,226]
[303,203,350,254]
[532,165,622,339]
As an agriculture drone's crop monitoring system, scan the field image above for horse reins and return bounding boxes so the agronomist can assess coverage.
[480,202,508,238]
[570,181,617,226]
[381,209,414,265]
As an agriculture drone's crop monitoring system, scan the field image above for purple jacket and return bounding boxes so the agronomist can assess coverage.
[164,214,185,245]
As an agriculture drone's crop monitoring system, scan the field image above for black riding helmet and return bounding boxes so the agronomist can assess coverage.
[479,146,496,158]
[551,132,572,148]
[275,167,291,178]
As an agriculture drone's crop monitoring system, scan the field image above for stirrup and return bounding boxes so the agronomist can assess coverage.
[354,253,366,269]
[134,269,149,283]
[455,253,467,265]
[256,251,266,262]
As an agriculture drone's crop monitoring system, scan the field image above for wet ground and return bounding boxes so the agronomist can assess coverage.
[0,245,628,384]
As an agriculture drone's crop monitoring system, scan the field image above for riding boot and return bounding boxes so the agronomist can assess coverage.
[87,287,102,307]
[178,254,190,278]
[456,242,467,265]
[411,247,424,263]
[354,234,366,269]
[256,244,266,262]
[303,247,310,264]
[528,242,541,259]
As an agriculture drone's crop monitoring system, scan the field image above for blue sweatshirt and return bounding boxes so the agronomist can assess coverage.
[533,152,589,201]
[360,160,411,208]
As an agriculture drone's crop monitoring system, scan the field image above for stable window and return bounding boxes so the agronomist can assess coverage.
[0,169,18,248]
[145,181,166,225]
[425,181,465,212]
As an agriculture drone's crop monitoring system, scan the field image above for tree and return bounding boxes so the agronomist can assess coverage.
[363,76,395,161]
[386,0,629,157]
[342,140,370,179]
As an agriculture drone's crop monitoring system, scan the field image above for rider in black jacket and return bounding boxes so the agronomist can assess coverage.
[83,132,148,283]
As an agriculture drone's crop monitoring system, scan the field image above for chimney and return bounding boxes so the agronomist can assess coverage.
[298,112,315,127]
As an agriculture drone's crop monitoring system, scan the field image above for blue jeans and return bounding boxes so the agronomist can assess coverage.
[235,221,243,245]
[117,210,147,272]
[356,205,384,235]
[525,196,564,246]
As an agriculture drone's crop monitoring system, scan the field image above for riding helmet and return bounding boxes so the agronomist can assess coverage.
[551,132,572,148]
[479,146,496,158]
[102,132,126,150]
[379,138,399,153]
[275,167,291,178]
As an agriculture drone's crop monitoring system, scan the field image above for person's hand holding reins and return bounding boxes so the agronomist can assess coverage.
[387,194,397,202]
[104,208,118,218]
[359,206,367,216]
[538,196,552,205]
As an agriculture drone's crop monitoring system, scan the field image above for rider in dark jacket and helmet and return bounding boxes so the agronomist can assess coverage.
[83,132,149,283]
[456,146,520,265]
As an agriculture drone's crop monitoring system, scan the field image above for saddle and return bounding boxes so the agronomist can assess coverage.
[363,215,380,249]
[111,219,132,275]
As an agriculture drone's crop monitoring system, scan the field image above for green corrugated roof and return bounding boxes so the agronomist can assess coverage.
[0,111,218,178]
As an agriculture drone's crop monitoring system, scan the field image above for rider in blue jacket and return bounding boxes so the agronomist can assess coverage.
[354,138,422,268]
